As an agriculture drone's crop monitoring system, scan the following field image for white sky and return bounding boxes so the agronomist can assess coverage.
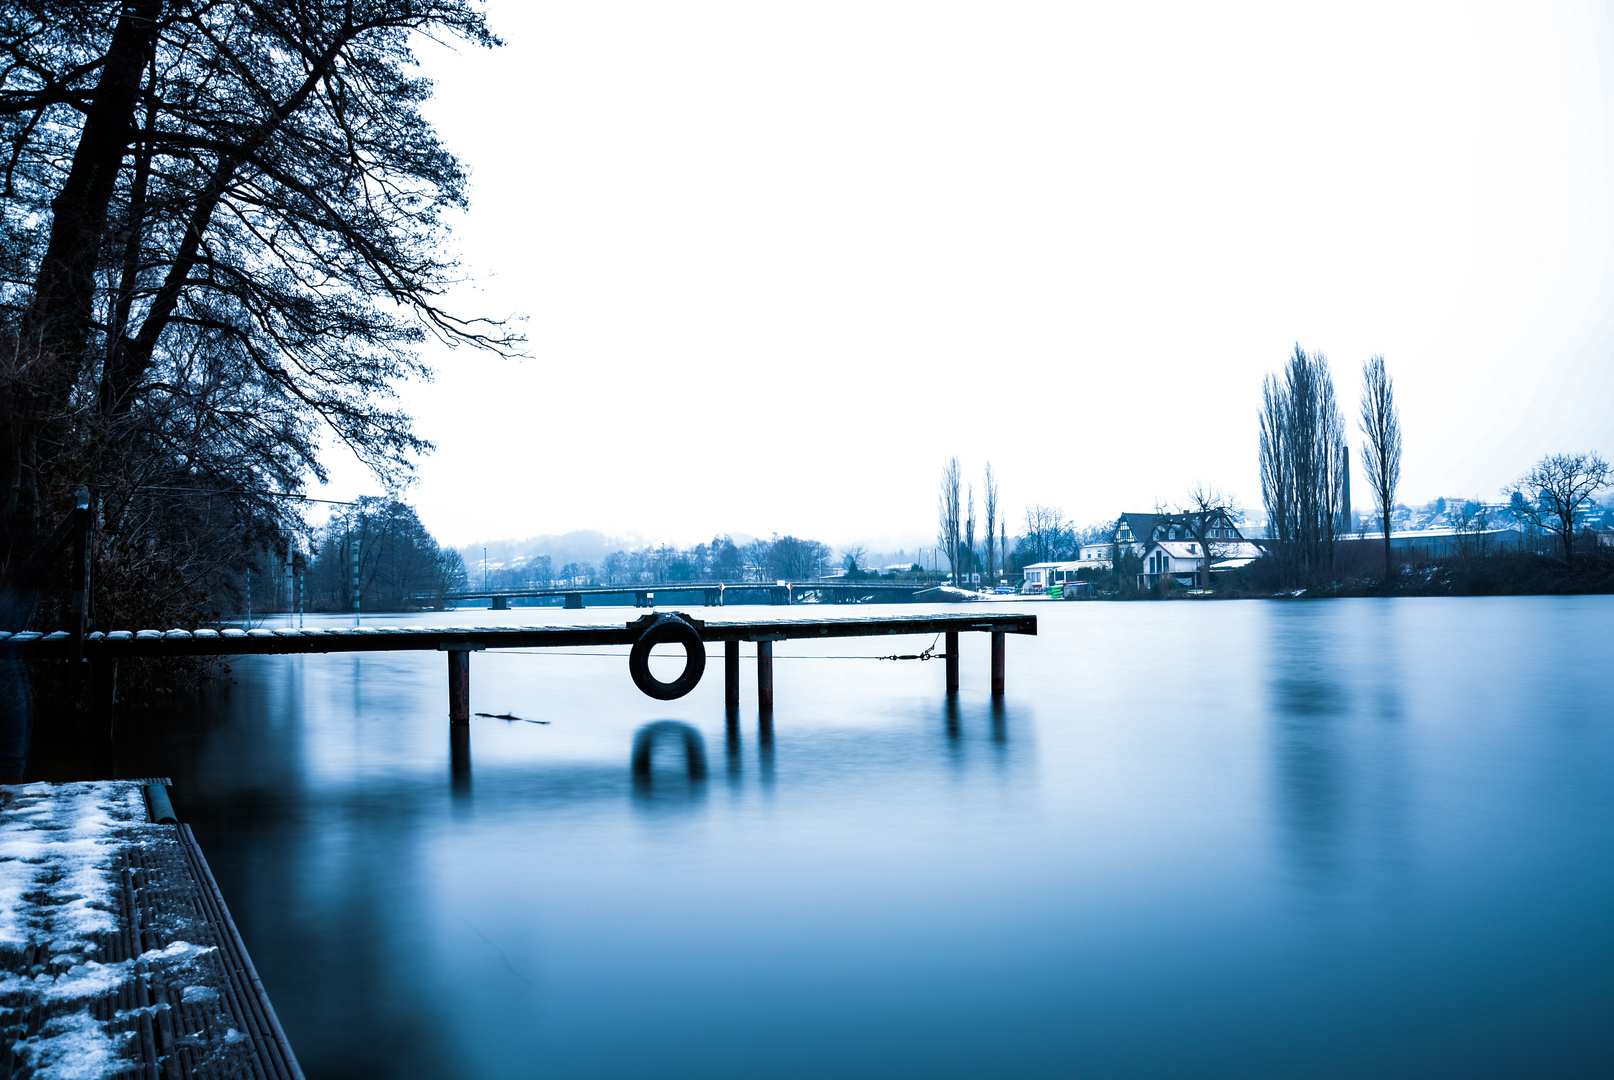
[314,1,1614,551]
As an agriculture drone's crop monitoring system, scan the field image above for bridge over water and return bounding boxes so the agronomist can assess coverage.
[424,579,958,610]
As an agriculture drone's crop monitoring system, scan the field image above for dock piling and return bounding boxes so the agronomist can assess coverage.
[725,639,740,706]
[991,631,1006,696]
[757,639,774,711]
[443,645,485,724]
[945,631,960,694]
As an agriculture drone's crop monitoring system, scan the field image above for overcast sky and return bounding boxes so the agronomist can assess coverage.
[314,1,1614,551]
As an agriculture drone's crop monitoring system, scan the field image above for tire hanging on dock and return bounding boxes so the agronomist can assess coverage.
[628,614,707,700]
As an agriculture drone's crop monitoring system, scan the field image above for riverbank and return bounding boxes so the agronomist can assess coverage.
[1208,547,1614,599]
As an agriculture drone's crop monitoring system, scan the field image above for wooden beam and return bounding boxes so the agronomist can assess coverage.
[757,640,774,711]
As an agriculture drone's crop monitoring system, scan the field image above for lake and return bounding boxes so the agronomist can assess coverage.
[124,597,1613,1078]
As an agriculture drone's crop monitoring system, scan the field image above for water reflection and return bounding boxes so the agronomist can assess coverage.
[449,723,472,798]
[1266,602,1417,902]
[723,706,742,784]
[1267,606,1351,894]
[630,720,709,814]
[757,711,775,789]
[72,602,1614,1078]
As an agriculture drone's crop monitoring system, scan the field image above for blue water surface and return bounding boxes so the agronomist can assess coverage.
[152,597,1614,1078]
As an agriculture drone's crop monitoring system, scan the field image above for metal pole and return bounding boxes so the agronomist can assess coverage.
[353,532,361,624]
[945,631,959,694]
[69,487,90,656]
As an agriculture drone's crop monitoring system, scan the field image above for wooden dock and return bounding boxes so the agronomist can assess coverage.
[1,610,1037,721]
[0,780,303,1079]
[0,611,1037,658]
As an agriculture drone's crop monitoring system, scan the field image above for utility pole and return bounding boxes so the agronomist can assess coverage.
[352,532,361,624]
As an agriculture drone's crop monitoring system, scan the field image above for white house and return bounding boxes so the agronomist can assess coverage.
[1138,539,1265,589]
[1137,542,1205,589]
[1021,561,1099,593]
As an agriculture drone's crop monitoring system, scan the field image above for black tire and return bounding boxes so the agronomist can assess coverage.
[628,615,707,700]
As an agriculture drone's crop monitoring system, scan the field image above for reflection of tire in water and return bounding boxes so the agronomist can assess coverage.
[631,721,708,782]
[628,615,707,700]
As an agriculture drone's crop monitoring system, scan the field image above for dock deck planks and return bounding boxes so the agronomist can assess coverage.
[0,780,304,1079]
[0,612,1036,659]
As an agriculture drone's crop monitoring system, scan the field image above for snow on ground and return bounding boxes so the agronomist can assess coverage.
[1,781,219,1079]
[0,782,139,950]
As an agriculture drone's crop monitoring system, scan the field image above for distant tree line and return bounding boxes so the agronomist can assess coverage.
[463,533,838,591]
[302,498,463,612]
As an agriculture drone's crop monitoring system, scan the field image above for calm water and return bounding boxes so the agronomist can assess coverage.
[131,598,1612,1078]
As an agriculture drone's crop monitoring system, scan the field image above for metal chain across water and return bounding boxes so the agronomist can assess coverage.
[495,634,945,661]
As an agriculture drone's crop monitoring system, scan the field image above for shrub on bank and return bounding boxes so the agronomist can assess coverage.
[1211,546,1614,598]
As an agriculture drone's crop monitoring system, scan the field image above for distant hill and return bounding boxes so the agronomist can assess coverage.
[459,530,761,573]
[458,531,640,574]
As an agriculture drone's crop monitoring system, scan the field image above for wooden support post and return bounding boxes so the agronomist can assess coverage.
[945,631,959,694]
[757,639,774,711]
[725,639,740,707]
[991,631,1006,696]
[447,649,471,724]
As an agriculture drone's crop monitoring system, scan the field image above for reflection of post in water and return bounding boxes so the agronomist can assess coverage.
[1267,611,1350,896]
[990,698,1007,746]
[724,706,742,781]
[945,696,962,743]
[449,722,471,798]
[631,721,708,784]
[757,711,775,788]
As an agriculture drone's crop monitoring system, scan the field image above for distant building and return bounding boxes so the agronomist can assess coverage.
[1021,561,1088,593]
[1110,510,1250,555]
[1336,527,1523,557]
[1138,539,1265,589]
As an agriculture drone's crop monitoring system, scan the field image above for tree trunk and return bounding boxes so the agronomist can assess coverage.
[1383,519,1392,586]
[19,0,162,401]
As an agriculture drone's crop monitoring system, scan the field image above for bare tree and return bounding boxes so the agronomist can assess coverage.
[766,535,831,580]
[841,545,868,576]
[1259,345,1349,585]
[938,457,962,581]
[1358,355,1403,583]
[1021,504,1067,565]
[1169,485,1242,589]
[1504,452,1610,566]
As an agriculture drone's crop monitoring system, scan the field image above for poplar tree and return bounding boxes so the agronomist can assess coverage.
[1358,355,1403,583]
